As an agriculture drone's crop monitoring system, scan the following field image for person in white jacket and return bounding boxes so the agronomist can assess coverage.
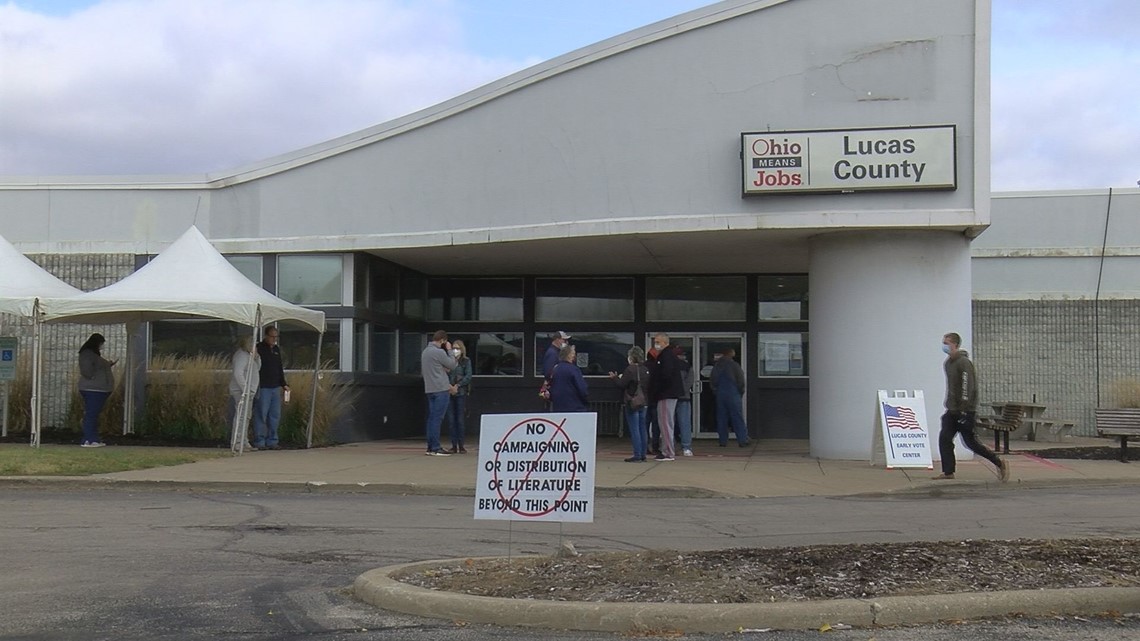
[228,336,261,451]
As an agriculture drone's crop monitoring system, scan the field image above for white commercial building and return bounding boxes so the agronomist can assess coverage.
[2,0,1135,458]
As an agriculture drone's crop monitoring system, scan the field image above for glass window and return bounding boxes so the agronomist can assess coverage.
[225,255,263,287]
[151,320,248,360]
[353,259,368,308]
[370,265,398,314]
[402,276,426,319]
[646,276,746,321]
[353,321,369,372]
[400,332,426,375]
[372,330,397,374]
[758,275,809,320]
[535,278,634,322]
[533,332,635,378]
[278,320,341,370]
[402,332,523,376]
[426,278,524,322]
[278,255,343,305]
[757,332,808,377]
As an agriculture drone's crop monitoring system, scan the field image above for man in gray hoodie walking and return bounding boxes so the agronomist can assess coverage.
[933,332,1009,481]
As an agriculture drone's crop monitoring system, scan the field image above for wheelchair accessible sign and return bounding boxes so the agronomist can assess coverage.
[475,413,597,522]
[0,337,16,382]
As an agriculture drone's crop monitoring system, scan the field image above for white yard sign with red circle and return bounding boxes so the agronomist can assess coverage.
[474,413,596,522]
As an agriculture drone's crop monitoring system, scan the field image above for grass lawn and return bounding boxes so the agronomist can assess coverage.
[0,444,230,476]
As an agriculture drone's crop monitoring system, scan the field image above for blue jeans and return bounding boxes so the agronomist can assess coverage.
[79,390,109,444]
[625,405,648,459]
[425,391,450,452]
[253,387,282,448]
[675,399,693,450]
[716,391,748,445]
[447,394,467,448]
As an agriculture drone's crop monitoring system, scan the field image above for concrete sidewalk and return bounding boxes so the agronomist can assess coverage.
[42,435,1140,497]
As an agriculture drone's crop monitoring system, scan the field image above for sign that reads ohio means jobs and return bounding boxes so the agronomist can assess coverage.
[742,125,956,195]
[475,413,597,523]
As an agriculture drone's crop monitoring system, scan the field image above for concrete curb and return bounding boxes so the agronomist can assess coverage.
[0,476,732,498]
[354,558,1140,633]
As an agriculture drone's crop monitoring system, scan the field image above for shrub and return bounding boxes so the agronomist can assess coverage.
[137,354,229,442]
[1109,378,1140,409]
[3,353,32,433]
[277,362,358,447]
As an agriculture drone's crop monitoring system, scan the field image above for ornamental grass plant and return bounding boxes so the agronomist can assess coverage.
[1108,378,1140,409]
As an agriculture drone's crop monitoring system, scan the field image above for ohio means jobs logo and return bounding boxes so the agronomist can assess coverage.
[474,413,597,523]
[741,125,956,195]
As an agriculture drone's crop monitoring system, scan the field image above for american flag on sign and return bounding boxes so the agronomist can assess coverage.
[882,403,922,430]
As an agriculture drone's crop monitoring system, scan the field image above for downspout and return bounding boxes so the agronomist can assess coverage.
[1093,187,1114,407]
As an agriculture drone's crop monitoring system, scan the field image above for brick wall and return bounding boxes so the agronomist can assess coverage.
[973,299,1140,436]
[0,254,134,430]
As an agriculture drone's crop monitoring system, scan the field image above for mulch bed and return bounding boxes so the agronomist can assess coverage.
[1027,446,1138,461]
[397,538,1140,603]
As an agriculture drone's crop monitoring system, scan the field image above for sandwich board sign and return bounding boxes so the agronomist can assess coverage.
[873,390,934,469]
[475,413,597,523]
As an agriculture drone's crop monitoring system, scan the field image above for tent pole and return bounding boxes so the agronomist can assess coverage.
[123,321,139,435]
[30,303,41,448]
[306,331,323,449]
[232,314,260,455]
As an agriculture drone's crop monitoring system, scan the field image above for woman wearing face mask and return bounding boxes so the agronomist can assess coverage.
[446,339,473,453]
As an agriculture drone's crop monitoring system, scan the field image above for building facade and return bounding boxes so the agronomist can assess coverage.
[4,0,1078,459]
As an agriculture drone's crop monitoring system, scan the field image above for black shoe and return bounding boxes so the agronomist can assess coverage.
[458,446,467,454]
[624,456,643,462]
[446,447,458,454]
[738,442,751,448]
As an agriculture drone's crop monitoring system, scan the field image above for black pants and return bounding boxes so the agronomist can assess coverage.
[939,411,1002,475]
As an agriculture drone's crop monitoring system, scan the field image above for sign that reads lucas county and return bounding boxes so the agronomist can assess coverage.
[741,125,956,195]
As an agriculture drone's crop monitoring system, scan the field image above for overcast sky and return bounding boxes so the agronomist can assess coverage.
[1,0,1137,191]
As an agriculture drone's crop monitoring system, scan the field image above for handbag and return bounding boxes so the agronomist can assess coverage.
[539,364,557,400]
[627,365,647,410]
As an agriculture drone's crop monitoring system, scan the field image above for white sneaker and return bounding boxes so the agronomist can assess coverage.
[80,441,106,448]
[682,449,694,457]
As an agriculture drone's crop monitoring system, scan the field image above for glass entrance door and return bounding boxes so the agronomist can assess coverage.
[646,333,745,440]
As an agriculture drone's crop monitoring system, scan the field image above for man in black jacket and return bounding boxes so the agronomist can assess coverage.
[254,326,289,450]
[933,332,1008,481]
[649,332,684,461]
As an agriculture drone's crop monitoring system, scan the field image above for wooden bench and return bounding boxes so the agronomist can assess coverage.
[975,404,1026,454]
[1095,409,1140,462]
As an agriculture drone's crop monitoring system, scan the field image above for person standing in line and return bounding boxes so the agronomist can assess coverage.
[711,347,750,447]
[422,330,458,456]
[645,343,661,455]
[649,333,683,461]
[543,331,572,380]
[549,344,589,412]
[542,331,571,410]
[610,346,650,462]
[253,326,288,450]
[674,346,695,457]
[228,335,261,451]
[933,332,1009,481]
[77,333,114,447]
[446,339,472,454]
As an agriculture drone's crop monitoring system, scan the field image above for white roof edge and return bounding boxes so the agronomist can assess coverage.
[993,187,1140,199]
[0,0,787,191]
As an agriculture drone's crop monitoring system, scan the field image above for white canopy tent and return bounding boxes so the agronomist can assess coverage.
[37,226,326,451]
[0,233,83,441]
